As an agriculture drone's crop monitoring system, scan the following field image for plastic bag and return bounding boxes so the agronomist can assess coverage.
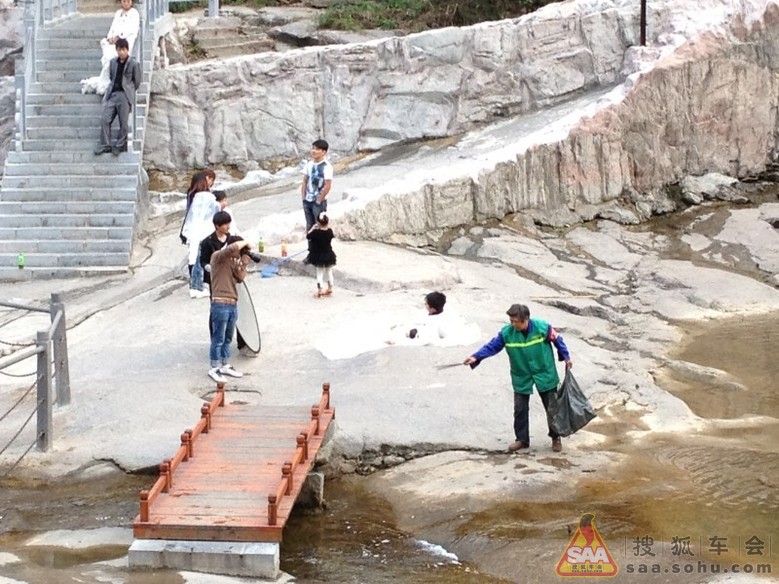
[547,370,596,437]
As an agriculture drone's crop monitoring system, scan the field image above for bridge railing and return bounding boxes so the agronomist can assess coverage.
[138,382,225,522]
[0,293,71,469]
[267,382,333,526]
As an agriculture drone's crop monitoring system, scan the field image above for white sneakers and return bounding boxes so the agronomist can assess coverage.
[219,364,243,378]
[190,288,209,299]
[208,364,243,383]
[208,367,226,383]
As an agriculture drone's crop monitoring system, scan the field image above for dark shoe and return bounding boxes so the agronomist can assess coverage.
[111,145,127,156]
[94,145,111,155]
[552,437,563,452]
[508,441,529,452]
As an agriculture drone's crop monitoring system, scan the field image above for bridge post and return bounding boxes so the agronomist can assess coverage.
[201,404,211,433]
[161,460,171,492]
[282,463,292,495]
[267,495,277,525]
[297,433,308,461]
[139,490,150,522]
[181,432,190,461]
[311,406,320,435]
[322,382,330,410]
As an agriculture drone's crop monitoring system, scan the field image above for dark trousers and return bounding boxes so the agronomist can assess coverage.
[303,198,328,231]
[513,389,559,445]
[100,91,130,148]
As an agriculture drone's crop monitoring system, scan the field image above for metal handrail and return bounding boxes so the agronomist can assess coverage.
[0,292,71,455]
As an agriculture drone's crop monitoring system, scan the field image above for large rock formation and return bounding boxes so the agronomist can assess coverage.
[145,0,641,169]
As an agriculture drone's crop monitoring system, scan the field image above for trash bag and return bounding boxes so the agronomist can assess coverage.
[546,370,596,437]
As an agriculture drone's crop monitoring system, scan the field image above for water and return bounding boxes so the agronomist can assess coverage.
[1,308,776,583]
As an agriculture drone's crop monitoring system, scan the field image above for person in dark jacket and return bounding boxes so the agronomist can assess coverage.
[306,211,337,298]
[464,304,572,453]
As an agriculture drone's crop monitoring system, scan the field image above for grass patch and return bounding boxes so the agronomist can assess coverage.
[319,0,559,31]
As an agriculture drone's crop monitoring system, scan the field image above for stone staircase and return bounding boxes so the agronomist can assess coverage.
[0,12,154,281]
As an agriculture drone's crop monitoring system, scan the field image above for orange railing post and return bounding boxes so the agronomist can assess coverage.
[311,405,320,435]
[282,462,293,495]
[185,429,194,458]
[201,404,211,433]
[217,382,226,406]
[322,382,330,410]
[161,460,172,492]
[180,432,190,462]
[297,432,308,461]
[139,490,150,522]
[268,495,277,526]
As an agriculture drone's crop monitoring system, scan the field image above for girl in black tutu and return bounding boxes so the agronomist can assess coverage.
[306,212,337,297]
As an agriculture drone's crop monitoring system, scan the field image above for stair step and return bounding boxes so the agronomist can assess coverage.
[0,226,133,240]
[3,162,139,175]
[0,201,135,215]
[37,49,102,61]
[26,92,104,105]
[16,139,139,152]
[29,103,103,115]
[2,175,138,188]
[0,187,137,202]
[0,239,131,253]
[26,127,106,140]
[0,252,130,268]
[26,114,101,128]
[0,266,129,282]
[38,38,106,50]
[5,151,141,164]
[0,214,134,228]
[36,59,103,71]
[30,81,87,93]
[37,70,108,82]
[205,40,276,58]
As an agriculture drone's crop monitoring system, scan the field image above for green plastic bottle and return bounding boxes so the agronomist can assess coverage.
[257,237,264,253]
[17,253,25,269]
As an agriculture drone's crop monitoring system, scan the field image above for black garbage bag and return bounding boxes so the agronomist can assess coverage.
[547,370,596,437]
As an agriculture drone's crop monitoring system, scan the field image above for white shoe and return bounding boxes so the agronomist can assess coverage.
[239,346,258,358]
[219,364,243,378]
[190,289,209,299]
[208,367,226,383]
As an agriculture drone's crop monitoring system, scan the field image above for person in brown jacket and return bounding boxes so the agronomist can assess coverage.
[208,237,251,383]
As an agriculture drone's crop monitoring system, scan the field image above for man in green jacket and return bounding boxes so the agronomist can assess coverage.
[464,304,572,453]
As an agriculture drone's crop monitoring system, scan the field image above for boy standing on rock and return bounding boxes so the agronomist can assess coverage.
[301,139,334,231]
[464,304,572,453]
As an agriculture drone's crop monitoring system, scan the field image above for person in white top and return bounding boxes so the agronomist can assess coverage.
[81,0,140,95]
[182,190,226,298]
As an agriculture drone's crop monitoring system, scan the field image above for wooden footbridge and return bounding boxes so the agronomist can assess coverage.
[129,382,335,578]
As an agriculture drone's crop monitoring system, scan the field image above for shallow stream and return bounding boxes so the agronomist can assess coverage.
[0,311,776,583]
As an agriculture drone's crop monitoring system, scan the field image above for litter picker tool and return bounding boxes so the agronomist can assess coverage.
[435,362,466,370]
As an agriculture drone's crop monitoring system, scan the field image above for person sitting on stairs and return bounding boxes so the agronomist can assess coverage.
[94,37,141,157]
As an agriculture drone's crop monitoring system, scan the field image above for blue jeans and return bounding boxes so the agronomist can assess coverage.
[303,198,328,231]
[190,248,205,291]
[210,302,237,367]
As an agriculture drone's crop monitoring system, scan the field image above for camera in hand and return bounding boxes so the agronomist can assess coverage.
[240,248,263,263]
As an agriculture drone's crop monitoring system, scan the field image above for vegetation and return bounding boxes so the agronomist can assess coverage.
[318,0,560,31]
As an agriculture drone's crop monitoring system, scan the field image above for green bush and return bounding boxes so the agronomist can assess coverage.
[319,0,558,31]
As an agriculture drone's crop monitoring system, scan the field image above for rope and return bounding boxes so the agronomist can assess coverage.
[0,435,39,479]
[0,377,37,424]
[0,338,35,347]
[0,400,38,458]
[0,370,36,378]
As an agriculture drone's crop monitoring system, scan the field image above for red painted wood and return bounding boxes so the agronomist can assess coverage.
[132,387,334,543]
